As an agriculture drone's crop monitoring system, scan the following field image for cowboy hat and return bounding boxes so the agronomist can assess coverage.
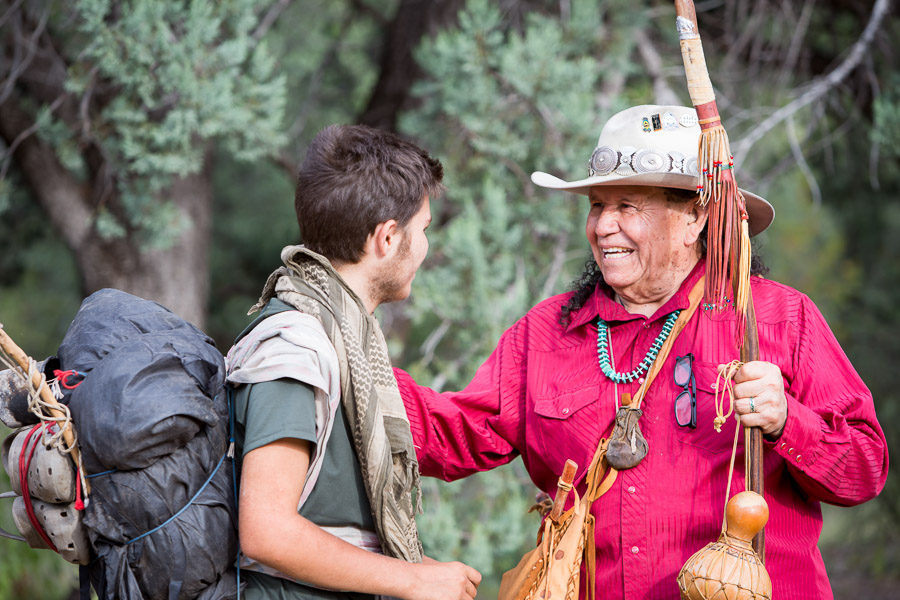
[531,105,775,236]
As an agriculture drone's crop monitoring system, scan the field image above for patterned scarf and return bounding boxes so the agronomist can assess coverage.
[249,245,424,563]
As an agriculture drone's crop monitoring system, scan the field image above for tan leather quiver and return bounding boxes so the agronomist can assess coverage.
[498,440,617,600]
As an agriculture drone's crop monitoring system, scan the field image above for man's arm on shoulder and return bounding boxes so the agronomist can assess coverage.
[239,438,482,600]
[395,326,526,482]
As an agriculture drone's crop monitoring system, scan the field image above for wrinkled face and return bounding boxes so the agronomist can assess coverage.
[372,195,431,305]
[586,186,702,303]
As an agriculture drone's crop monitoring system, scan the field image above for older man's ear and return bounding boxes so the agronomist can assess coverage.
[684,203,708,247]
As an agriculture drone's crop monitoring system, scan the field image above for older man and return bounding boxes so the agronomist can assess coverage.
[396,105,888,599]
[227,125,481,600]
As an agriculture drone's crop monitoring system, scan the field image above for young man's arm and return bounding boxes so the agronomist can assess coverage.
[240,438,482,600]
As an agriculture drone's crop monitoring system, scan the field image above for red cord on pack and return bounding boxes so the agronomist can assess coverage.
[19,423,60,554]
[74,469,84,511]
[52,369,85,390]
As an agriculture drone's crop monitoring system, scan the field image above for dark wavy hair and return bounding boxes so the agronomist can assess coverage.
[295,124,444,264]
[558,188,769,326]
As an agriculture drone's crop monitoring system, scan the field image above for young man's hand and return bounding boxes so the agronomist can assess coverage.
[406,559,482,600]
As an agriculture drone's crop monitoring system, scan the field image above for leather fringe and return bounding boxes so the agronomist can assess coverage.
[696,125,751,350]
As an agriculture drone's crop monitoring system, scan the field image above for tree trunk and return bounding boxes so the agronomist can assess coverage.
[357,0,465,130]
[75,165,213,329]
[0,97,212,328]
[0,2,215,328]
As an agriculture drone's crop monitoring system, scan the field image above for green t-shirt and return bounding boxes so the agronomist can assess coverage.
[233,300,376,600]
[234,379,374,529]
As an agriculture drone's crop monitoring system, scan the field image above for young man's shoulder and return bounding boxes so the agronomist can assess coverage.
[239,299,331,343]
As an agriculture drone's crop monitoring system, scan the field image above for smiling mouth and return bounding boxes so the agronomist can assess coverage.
[602,247,634,259]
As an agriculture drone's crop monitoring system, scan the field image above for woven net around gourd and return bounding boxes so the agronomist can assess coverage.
[677,534,772,600]
[677,364,772,600]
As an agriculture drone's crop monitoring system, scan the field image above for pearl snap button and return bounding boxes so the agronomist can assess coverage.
[631,546,639,554]
[561,408,569,415]
[627,486,636,494]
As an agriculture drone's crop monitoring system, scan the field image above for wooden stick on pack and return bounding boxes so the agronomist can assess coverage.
[0,325,90,496]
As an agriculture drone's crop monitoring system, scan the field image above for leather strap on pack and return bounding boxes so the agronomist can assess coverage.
[583,514,597,600]
[582,439,614,600]
[584,438,617,503]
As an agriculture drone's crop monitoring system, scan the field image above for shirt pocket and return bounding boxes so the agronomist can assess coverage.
[532,384,603,471]
[674,360,739,454]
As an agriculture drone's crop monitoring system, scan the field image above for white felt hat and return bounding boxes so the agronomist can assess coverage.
[531,105,774,236]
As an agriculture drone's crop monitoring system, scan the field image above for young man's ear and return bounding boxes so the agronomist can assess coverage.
[369,219,401,259]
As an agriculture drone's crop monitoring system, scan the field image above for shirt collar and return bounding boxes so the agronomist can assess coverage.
[565,259,706,332]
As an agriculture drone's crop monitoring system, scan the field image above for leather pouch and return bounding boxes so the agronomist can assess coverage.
[606,406,648,470]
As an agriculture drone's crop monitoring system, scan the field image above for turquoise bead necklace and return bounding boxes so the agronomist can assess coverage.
[597,310,682,383]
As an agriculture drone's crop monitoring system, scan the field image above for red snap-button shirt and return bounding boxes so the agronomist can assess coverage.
[396,261,888,599]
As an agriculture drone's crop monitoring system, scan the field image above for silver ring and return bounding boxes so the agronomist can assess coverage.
[749,397,756,413]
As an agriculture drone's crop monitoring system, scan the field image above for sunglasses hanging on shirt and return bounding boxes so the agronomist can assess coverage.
[674,353,697,429]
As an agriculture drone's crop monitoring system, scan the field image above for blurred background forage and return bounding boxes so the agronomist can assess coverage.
[1,0,898,597]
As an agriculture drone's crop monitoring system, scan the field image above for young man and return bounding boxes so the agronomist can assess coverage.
[226,125,481,600]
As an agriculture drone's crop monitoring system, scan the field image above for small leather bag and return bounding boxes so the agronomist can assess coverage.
[498,440,617,600]
[606,405,648,470]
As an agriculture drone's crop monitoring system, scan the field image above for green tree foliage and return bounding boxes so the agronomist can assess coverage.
[817,69,900,593]
[3,0,286,243]
[0,1,289,595]
[400,0,642,379]
[0,0,289,326]
[0,188,82,359]
[720,7,900,587]
[207,0,394,341]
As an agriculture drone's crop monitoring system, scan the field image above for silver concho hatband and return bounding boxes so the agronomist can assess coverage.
[588,146,699,178]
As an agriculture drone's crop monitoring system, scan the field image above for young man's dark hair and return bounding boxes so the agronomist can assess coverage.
[295,125,444,264]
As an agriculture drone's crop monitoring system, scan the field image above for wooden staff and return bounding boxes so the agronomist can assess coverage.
[673,0,764,558]
[0,325,90,495]
[740,297,764,557]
